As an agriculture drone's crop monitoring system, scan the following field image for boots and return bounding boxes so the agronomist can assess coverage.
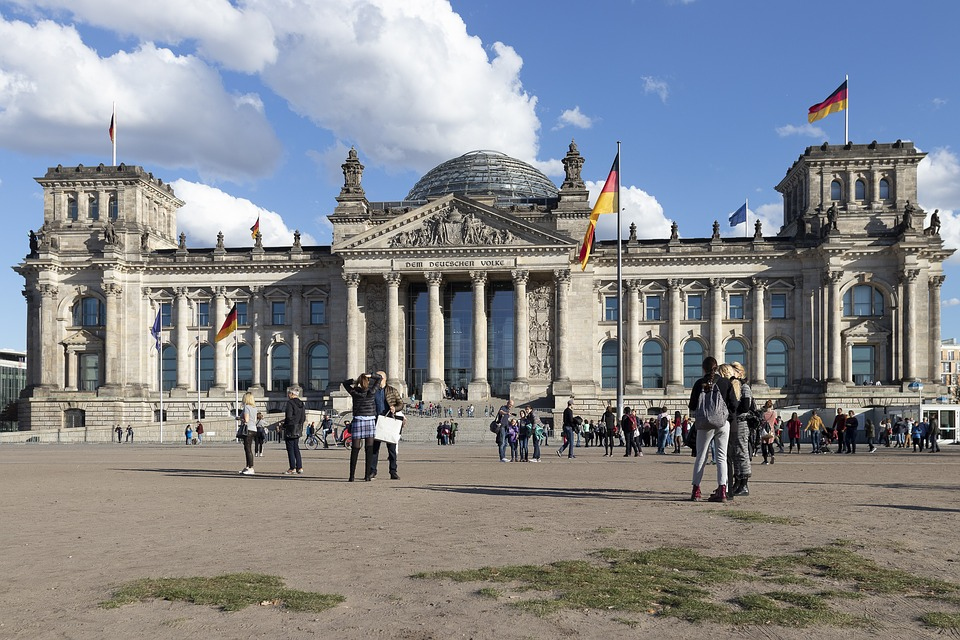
[733,478,750,496]
[707,484,727,503]
[727,478,740,500]
[349,447,360,482]
[363,445,374,481]
[689,485,701,501]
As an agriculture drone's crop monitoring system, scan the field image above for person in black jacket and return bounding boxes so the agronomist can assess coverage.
[282,387,306,475]
[687,357,738,502]
[557,399,576,459]
[342,372,382,481]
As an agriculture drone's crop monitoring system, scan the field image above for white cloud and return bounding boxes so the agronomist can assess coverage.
[776,123,826,138]
[0,16,282,181]
[641,76,669,103]
[170,179,316,248]
[933,98,948,109]
[944,298,960,307]
[554,106,593,130]
[725,202,780,237]
[918,148,960,263]
[587,180,671,241]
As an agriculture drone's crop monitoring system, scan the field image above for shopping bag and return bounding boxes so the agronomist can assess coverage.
[375,415,403,444]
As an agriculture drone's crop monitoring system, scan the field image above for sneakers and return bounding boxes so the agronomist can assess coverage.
[296,469,303,474]
[283,470,297,475]
[240,468,255,475]
[531,459,540,463]
[557,449,562,457]
[501,458,510,462]
[390,474,400,480]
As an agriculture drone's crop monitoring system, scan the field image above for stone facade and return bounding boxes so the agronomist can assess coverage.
[13,142,953,430]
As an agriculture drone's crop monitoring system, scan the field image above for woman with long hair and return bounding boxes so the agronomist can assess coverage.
[729,362,755,496]
[342,372,382,481]
[239,391,257,475]
[687,357,739,502]
[786,412,803,453]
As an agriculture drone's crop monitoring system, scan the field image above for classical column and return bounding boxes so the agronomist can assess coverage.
[290,285,303,387]
[22,289,37,388]
[626,279,641,386]
[343,273,362,379]
[903,269,920,381]
[554,269,571,381]
[65,348,77,391]
[826,271,843,383]
[513,270,530,381]
[751,278,767,385]
[710,278,724,357]
[175,288,190,389]
[103,282,122,387]
[468,270,489,399]
[213,286,228,389]
[667,279,683,389]
[384,272,403,385]
[250,286,263,391]
[930,276,945,383]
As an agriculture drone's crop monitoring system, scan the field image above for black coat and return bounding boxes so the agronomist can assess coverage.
[343,373,382,417]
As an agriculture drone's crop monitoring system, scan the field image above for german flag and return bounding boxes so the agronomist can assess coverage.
[250,216,260,239]
[579,153,619,270]
[808,80,848,124]
[215,305,238,343]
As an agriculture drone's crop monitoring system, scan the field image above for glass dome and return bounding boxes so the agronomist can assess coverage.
[405,150,559,201]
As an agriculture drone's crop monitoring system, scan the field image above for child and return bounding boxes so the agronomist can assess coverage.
[507,419,520,462]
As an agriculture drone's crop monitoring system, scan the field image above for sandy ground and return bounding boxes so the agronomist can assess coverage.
[1,440,959,640]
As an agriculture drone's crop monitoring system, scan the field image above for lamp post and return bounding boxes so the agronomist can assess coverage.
[909,381,924,423]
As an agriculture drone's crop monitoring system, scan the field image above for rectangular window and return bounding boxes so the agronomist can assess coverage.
[310,300,326,325]
[272,301,286,325]
[160,302,172,328]
[78,353,100,391]
[235,301,248,327]
[197,302,210,327]
[603,295,619,322]
[686,295,702,320]
[771,293,787,319]
[851,345,875,385]
[943,362,952,374]
[729,294,744,320]
[645,295,661,321]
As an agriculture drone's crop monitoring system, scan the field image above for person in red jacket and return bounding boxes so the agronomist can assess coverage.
[786,412,803,453]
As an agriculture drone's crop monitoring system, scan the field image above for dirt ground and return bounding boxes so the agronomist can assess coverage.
[1,440,958,640]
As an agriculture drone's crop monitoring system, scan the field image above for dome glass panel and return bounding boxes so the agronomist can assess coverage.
[406,150,558,201]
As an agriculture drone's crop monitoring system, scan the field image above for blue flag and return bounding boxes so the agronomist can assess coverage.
[728,202,747,227]
[151,308,162,352]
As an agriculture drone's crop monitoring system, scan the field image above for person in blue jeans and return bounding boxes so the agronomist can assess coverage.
[557,399,576,458]
[517,409,531,462]
[497,399,514,461]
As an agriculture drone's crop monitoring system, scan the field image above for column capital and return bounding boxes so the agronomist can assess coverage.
[750,277,768,290]
[709,277,726,289]
[425,271,443,286]
[384,272,403,286]
[249,285,264,296]
[142,287,153,297]
[512,269,529,285]
[901,268,920,284]
[343,272,361,287]
[824,271,843,286]
[469,270,487,286]
[929,275,946,289]
[104,282,123,297]
[175,286,189,298]
[625,278,643,291]
[553,269,570,286]
[667,278,682,290]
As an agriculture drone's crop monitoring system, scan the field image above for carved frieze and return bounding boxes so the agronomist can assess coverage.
[528,280,553,380]
[389,207,516,248]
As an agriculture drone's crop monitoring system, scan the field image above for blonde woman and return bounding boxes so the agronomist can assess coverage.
[239,391,257,475]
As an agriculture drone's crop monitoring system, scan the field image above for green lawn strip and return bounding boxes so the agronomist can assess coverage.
[919,612,960,630]
[101,572,345,612]
[719,510,798,526]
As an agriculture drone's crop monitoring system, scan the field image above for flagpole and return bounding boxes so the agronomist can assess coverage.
[159,332,164,444]
[234,329,240,419]
[197,304,202,424]
[615,140,624,420]
[112,102,116,166]
[745,198,749,238]
[844,74,849,144]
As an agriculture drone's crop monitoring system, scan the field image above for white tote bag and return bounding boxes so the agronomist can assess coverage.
[374,415,403,444]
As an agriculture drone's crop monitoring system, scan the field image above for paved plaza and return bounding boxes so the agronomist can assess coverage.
[1,441,958,639]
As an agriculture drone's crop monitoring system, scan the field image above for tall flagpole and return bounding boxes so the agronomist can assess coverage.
[615,140,624,420]
[234,330,240,418]
[745,198,749,238]
[159,333,164,443]
[844,74,849,145]
[197,304,202,423]
[111,102,117,166]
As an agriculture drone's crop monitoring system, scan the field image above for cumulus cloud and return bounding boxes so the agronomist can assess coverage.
[641,76,669,103]
[171,179,316,248]
[776,123,826,138]
[554,106,593,130]
[944,298,960,307]
[587,180,671,241]
[725,202,780,237]
[918,148,960,263]
[0,16,282,181]
[933,98,948,109]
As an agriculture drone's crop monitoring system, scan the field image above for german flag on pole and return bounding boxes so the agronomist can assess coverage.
[215,304,238,343]
[250,216,260,239]
[808,80,848,123]
[578,153,619,270]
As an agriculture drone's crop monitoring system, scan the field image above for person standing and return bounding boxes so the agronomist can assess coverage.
[864,418,877,453]
[125,425,134,443]
[282,387,306,475]
[601,405,617,457]
[557,399,576,458]
[729,362,754,497]
[254,412,266,457]
[517,409,531,462]
[688,357,738,502]
[928,415,941,452]
[806,410,825,454]
[184,424,192,445]
[786,412,803,454]
[343,372,382,481]
[497,399,514,462]
[759,401,776,465]
[831,408,846,454]
[238,392,257,474]
[370,370,403,480]
[844,410,859,454]
[622,407,642,457]
[116,425,123,443]
[672,411,683,453]
[195,421,204,444]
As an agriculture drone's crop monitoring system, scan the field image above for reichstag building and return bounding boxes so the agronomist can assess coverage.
[15,140,952,429]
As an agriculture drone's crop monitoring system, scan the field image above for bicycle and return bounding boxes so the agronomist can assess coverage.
[305,412,353,449]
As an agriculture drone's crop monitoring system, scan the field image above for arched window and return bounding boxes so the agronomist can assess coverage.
[724,338,746,367]
[72,297,105,327]
[642,341,664,388]
[198,345,214,391]
[271,343,291,391]
[88,194,99,220]
[601,341,618,389]
[683,341,704,388]
[879,178,890,200]
[830,180,842,201]
[855,179,866,200]
[161,344,177,391]
[67,197,78,221]
[842,285,884,317]
[308,343,329,392]
[765,339,788,387]
[235,343,252,391]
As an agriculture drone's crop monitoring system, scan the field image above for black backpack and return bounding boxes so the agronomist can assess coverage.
[489,419,501,434]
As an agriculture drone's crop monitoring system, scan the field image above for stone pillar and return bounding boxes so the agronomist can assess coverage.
[65,348,78,391]
[422,272,444,401]
[752,278,767,386]
[667,279,683,391]
[626,279,641,386]
[175,288,190,389]
[290,285,302,387]
[213,286,228,390]
[513,270,530,380]
[250,286,263,392]
[554,269,571,381]
[710,278,724,357]
[827,271,843,383]
[930,276,944,383]
[344,273,361,379]
[103,282,122,388]
[468,270,489,400]
[22,289,39,388]
[903,269,920,381]
[384,272,403,387]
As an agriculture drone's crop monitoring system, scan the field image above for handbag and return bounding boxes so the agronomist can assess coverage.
[375,414,403,444]
[236,424,248,440]
[489,419,501,434]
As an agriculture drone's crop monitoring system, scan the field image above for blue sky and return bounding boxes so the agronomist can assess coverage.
[1,0,959,352]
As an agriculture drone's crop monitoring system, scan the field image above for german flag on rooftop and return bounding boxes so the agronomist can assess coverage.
[808,80,848,124]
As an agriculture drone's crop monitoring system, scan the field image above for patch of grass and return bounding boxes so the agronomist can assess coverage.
[720,510,798,526]
[919,612,960,629]
[612,616,640,627]
[101,573,345,612]
[477,587,502,599]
